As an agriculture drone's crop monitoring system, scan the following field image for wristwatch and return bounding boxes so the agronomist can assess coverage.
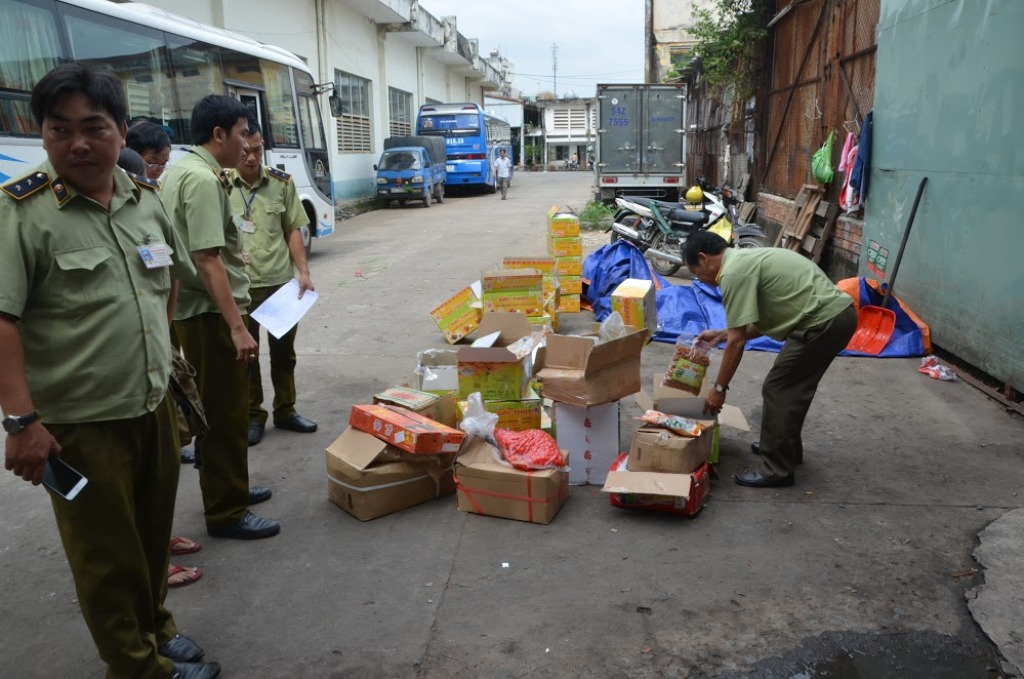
[2,411,39,435]
[714,383,729,394]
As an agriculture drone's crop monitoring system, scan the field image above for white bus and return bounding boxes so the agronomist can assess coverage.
[0,0,336,251]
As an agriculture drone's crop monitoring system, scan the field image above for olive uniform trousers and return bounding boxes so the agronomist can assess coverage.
[174,312,250,528]
[246,283,298,426]
[48,396,180,679]
[757,305,858,477]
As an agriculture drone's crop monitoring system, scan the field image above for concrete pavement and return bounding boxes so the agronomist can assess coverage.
[1,171,1021,678]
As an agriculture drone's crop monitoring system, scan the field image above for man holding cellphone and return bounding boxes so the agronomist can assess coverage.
[0,64,220,678]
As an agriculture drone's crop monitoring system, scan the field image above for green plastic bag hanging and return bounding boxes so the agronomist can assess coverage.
[812,131,835,184]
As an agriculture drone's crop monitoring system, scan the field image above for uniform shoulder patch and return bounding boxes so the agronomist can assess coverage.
[1,171,50,201]
[129,172,161,191]
[267,166,292,182]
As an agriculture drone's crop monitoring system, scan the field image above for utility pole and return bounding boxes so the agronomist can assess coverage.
[551,43,559,98]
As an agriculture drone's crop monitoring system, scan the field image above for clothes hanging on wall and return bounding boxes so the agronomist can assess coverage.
[837,132,856,172]
[849,110,873,198]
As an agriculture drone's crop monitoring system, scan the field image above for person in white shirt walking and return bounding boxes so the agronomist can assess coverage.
[493,149,512,199]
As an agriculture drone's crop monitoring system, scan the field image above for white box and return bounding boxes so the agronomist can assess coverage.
[554,401,620,486]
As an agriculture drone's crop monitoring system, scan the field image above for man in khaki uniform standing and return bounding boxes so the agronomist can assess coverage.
[232,122,317,446]
[160,95,279,540]
[0,64,219,678]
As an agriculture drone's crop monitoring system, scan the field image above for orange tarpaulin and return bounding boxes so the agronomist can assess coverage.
[837,277,932,354]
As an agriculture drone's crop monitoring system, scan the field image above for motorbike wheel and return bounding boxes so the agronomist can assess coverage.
[648,232,682,277]
[737,235,769,248]
[609,230,620,243]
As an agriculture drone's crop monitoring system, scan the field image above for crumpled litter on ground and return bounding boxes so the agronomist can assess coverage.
[919,355,956,381]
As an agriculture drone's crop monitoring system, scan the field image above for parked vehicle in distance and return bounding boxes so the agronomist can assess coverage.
[415,103,512,193]
[374,136,447,208]
[594,83,688,204]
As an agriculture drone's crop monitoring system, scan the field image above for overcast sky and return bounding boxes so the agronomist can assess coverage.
[421,0,646,98]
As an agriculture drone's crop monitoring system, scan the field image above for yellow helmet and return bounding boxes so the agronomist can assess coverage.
[685,186,704,203]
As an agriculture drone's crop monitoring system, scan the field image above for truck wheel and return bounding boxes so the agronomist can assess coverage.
[435,183,445,204]
[423,188,432,208]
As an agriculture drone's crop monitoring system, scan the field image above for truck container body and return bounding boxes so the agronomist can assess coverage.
[595,84,688,203]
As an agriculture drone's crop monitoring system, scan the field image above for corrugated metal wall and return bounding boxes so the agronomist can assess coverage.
[867,0,1024,389]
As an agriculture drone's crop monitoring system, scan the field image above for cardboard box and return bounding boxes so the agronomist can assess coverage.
[373,387,457,428]
[628,424,712,474]
[554,256,583,276]
[504,256,555,274]
[430,286,481,344]
[602,453,710,516]
[456,313,539,401]
[611,278,658,337]
[457,387,541,432]
[546,234,583,258]
[481,269,543,293]
[326,427,455,521]
[547,212,581,237]
[554,401,620,485]
[538,329,649,406]
[559,276,583,296]
[414,349,459,394]
[557,294,581,313]
[349,404,465,454]
[481,290,544,316]
[454,438,569,524]
[635,374,750,464]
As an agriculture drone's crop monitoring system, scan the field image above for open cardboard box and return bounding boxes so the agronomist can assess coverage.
[537,328,649,406]
[454,437,569,525]
[326,427,455,521]
[635,373,750,464]
[413,349,459,395]
[602,453,711,516]
[629,423,712,475]
[456,313,543,401]
[373,388,457,428]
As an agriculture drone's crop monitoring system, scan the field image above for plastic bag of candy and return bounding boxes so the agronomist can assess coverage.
[918,356,956,382]
[636,410,706,437]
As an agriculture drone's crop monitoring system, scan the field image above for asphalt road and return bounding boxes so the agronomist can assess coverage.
[1,170,1021,678]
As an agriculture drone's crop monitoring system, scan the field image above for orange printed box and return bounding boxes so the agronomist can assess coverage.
[503,256,556,274]
[555,256,583,276]
[547,234,583,258]
[349,404,465,454]
[481,269,543,294]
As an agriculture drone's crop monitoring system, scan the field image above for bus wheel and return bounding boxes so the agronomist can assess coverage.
[301,224,312,258]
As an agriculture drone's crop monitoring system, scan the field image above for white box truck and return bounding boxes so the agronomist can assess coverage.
[595,83,688,203]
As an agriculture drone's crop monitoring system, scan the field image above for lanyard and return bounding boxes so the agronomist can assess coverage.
[241,186,258,218]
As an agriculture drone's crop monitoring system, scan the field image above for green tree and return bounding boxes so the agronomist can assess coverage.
[690,0,767,100]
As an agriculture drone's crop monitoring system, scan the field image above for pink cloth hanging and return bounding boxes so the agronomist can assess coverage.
[837,132,856,172]
[841,144,860,212]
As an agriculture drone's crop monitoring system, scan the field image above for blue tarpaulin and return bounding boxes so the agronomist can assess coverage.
[582,241,924,357]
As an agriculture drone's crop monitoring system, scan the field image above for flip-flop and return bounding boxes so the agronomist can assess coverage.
[169,535,202,555]
[167,564,203,588]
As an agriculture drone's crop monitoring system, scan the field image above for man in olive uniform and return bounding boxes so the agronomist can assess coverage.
[232,122,318,446]
[0,64,219,678]
[160,96,279,540]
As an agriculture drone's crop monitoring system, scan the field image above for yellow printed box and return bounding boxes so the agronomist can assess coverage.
[611,278,657,336]
[430,287,481,344]
[481,269,543,294]
[548,213,580,237]
[457,388,542,432]
[503,256,556,274]
[559,276,582,295]
[542,275,559,298]
[528,313,557,333]
[557,294,582,313]
[547,234,583,258]
[555,256,583,276]
[481,291,544,316]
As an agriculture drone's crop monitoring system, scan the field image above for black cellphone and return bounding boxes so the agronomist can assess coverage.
[42,454,88,501]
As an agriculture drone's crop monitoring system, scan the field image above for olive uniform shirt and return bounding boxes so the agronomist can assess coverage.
[717,247,853,342]
[229,166,308,288]
[160,146,250,319]
[0,162,193,423]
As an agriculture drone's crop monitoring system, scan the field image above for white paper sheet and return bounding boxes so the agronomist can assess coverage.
[250,278,318,339]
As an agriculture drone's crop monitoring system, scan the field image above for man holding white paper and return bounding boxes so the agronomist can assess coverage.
[231,122,317,446]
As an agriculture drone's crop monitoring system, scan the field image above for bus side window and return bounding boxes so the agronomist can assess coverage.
[61,4,178,140]
[0,0,67,135]
[166,36,225,145]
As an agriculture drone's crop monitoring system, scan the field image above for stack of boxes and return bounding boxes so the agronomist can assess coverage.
[545,207,583,313]
[480,268,548,329]
[502,256,559,331]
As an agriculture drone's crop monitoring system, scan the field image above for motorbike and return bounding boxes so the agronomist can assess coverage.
[564,158,579,171]
[606,188,768,276]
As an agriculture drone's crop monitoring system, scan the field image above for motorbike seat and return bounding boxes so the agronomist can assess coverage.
[667,208,708,225]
